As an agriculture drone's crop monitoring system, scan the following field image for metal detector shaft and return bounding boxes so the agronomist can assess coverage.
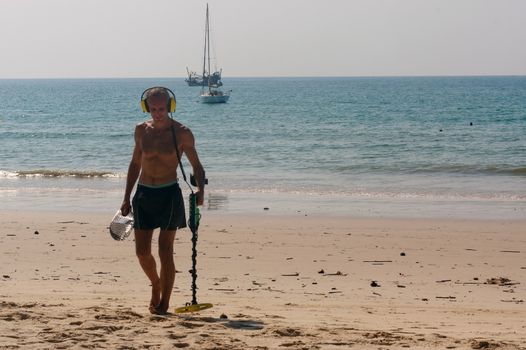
[188,193,200,305]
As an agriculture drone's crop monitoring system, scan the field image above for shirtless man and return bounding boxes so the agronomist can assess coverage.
[120,87,205,315]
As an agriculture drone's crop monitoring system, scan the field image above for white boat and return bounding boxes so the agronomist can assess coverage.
[199,4,230,104]
[200,90,230,104]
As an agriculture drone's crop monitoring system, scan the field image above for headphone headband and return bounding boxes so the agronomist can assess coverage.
[140,86,177,113]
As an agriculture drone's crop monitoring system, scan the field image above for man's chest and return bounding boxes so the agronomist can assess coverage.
[141,131,175,155]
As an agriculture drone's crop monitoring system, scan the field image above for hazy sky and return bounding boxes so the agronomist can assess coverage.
[1,0,525,78]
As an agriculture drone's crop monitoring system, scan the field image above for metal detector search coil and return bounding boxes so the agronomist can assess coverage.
[175,303,213,314]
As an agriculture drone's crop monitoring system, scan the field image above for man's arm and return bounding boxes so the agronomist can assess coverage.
[181,128,205,206]
[121,125,143,215]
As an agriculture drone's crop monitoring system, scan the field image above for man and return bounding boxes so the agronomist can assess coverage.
[120,87,205,315]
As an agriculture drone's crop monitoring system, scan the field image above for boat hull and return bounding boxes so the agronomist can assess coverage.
[200,94,230,103]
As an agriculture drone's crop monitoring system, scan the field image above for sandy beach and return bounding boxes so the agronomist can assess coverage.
[1,209,525,349]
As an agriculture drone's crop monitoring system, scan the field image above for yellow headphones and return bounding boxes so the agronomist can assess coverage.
[140,86,177,113]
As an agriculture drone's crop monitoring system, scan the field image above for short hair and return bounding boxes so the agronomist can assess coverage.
[146,87,170,103]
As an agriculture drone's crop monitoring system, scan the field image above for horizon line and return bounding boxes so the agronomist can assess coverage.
[1,73,525,80]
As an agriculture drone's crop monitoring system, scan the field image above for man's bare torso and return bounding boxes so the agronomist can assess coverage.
[138,120,183,186]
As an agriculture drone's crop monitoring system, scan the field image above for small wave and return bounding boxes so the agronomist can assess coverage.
[1,169,122,178]
[511,167,526,175]
[425,165,526,177]
[334,164,526,177]
[0,171,19,178]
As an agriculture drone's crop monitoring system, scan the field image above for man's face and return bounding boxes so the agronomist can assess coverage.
[148,95,169,122]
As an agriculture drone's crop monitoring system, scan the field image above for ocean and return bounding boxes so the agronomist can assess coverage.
[1,77,525,219]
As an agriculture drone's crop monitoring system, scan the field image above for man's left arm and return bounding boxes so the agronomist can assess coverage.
[182,129,205,205]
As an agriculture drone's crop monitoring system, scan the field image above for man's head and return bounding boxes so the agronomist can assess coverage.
[140,87,177,119]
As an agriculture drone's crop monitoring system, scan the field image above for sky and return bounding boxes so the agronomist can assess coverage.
[0,0,525,79]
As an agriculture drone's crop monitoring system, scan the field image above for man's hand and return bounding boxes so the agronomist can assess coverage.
[120,200,131,216]
[195,190,204,206]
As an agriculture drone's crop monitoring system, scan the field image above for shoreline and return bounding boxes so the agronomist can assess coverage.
[1,210,525,349]
[1,185,525,220]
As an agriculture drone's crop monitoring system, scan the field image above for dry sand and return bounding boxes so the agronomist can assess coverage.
[1,209,525,349]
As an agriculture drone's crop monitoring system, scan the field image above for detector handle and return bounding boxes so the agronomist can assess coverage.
[188,193,200,232]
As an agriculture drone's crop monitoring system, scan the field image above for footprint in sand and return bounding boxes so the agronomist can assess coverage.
[149,315,173,322]
[94,309,143,321]
[273,328,302,337]
[82,324,124,333]
[168,333,187,340]
[1,311,32,321]
[179,321,205,328]
[471,340,500,349]
[280,340,305,347]
[190,316,219,323]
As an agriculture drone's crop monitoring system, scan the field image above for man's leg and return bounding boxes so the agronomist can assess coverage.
[134,229,161,313]
[157,229,177,314]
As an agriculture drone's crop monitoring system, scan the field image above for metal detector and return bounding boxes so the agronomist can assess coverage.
[175,192,213,313]
[168,117,213,313]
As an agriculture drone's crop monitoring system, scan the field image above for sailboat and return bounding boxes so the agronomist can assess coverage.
[185,67,223,88]
[199,4,230,103]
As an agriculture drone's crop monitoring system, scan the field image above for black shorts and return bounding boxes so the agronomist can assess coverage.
[132,182,187,231]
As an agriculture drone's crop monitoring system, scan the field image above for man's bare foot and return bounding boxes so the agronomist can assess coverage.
[149,280,161,314]
[154,299,169,315]
[150,305,170,315]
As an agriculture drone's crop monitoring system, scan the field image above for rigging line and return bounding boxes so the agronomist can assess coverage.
[208,12,219,72]
[207,5,211,92]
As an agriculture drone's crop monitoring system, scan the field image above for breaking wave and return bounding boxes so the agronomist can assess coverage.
[0,169,123,178]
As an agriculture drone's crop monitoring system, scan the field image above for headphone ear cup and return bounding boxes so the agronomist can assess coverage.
[169,98,176,113]
[140,100,149,113]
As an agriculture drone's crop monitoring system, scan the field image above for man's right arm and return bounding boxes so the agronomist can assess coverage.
[121,125,142,215]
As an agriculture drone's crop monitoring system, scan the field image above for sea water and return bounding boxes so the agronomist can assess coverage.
[1,77,525,218]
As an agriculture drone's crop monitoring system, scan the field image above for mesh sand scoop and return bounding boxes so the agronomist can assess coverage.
[109,210,134,241]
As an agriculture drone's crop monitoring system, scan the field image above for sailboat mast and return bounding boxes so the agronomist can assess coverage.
[201,4,208,91]
[206,5,212,93]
